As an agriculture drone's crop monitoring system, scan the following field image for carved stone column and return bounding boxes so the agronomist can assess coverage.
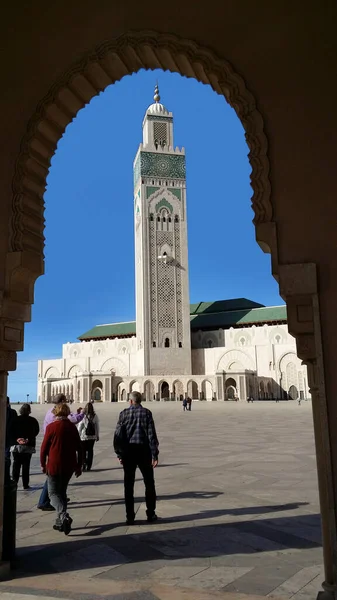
[279,263,337,599]
[0,350,16,567]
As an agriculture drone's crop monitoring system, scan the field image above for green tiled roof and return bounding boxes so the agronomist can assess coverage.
[190,305,287,331]
[78,321,136,340]
[78,300,287,341]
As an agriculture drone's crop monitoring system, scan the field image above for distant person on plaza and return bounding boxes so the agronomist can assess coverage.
[37,393,84,511]
[77,402,100,471]
[5,397,17,484]
[114,391,159,525]
[182,398,188,411]
[186,396,192,411]
[10,403,39,490]
[41,403,82,535]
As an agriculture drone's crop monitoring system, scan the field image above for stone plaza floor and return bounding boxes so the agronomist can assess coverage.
[0,401,324,600]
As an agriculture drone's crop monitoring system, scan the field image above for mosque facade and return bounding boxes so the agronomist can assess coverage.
[37,88,308,403]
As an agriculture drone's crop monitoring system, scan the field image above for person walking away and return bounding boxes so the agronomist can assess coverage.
[10,403,39,489]
[40,403,82,535]
[77,402,100,471]
[38,393,84,511]
[5,397,17,484]
[114,391,159,525]
[182,398,187,411]
[186,396,192,411]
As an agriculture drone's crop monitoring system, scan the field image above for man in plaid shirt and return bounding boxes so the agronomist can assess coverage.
[114,391,159,525]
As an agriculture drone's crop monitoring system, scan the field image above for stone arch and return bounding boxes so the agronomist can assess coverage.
[159,380,170,400]
[129,380,140,393]
[225,377,237,400]
[10,31,272,287]
[100,357,128,376]
[173,379,184,400]
[201,379,213,400]
[279,351,299,372]
[187,380,199,399]
[91,378,103,401]
[68,364,82,378]
[44,366,60,379]
[217,349,255,372]
[143,380,155,402]
[93,342,105,357]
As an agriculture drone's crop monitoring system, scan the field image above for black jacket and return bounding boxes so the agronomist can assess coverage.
[9,415,40,448]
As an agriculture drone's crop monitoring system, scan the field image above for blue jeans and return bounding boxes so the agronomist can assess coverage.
[38,478,50,508]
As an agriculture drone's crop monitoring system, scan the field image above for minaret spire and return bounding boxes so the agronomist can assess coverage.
[154,83,160,103]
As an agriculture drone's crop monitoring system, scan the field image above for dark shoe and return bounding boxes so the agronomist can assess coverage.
[126,515,135,525]
[38,505,55,511]
[63,515,72,536]
[66,497,70,503]
[53,523,63,532]
[23,485,31,490]
[147,513,158,523]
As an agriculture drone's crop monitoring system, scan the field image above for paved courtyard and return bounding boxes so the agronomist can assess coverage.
[0,401,324,600]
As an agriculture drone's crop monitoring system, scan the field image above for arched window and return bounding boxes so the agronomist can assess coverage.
[153,341,156,348]
[168,216,172,222]
[165,338,170,348]
[150,213,154,221]
[207,340,213,348]
[240,337,246,346]
[275,335,281,344]
[175,215,179,222]
[163,217,166,222]
[157,216,160,222]
[178,342,182,348]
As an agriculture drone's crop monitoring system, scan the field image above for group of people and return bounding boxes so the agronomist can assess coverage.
[6,390,159,535]
[182,397,192,411]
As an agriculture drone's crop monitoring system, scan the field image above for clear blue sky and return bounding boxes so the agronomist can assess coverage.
[8,69,281,403]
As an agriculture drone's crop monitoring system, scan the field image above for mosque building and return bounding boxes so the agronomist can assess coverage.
[37,87,308,404]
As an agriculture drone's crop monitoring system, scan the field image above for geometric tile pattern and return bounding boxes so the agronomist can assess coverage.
[1,401,323,600]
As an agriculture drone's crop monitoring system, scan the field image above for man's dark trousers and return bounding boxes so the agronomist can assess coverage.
[122,444,156,520]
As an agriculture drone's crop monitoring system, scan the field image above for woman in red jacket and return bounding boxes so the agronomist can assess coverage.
[40,403,82,535]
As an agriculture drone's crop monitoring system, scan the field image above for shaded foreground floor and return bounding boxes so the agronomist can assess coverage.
[0,401,324,600]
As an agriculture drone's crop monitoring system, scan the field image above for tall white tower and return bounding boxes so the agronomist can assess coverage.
[133,85,191,376]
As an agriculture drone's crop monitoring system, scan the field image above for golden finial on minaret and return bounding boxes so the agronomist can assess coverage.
[154,83,160,103]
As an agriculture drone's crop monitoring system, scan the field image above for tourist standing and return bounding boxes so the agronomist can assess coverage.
[5,397,17,484]
[187,396,192,411]
[182,398,188,411]
[37,393,84,511]
[114,391,159,525]
[77,402,100,471]
[10,403,39,489]
[40,403,82,535]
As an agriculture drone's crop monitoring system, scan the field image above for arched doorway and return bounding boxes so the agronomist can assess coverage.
[173,380,184,401]
[91,379,103,402]
[160,381,170,400]
[288,385,299,400]
[187,380,199,399]
[144,380,155,402]
[225,378,237,401]
[201,380,213,400]
[2,19,336,600]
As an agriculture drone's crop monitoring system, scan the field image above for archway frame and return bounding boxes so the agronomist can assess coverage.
[3,29,334,596]
[9,30,274,284]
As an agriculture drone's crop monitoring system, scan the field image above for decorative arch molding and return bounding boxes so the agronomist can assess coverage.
[93,342,105,357]
[68,364,82,378]
[217,349,255,372]
[100,357,128,376]
[44,366,60,379]
[278,351,299,372]
[10,30,273,273]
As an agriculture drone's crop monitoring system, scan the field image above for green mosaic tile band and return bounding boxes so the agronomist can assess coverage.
[146,186,160,198]
[140,152,186,180]
[134,152,186,187]
[155,198,173,213]
[168,187,182,200]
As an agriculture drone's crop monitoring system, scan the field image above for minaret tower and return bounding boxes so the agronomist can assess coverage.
[133,85,191,376]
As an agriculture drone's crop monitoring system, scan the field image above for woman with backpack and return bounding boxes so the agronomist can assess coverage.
[77,402,99,471]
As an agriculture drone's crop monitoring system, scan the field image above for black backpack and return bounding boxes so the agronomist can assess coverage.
[85,417,96,437]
